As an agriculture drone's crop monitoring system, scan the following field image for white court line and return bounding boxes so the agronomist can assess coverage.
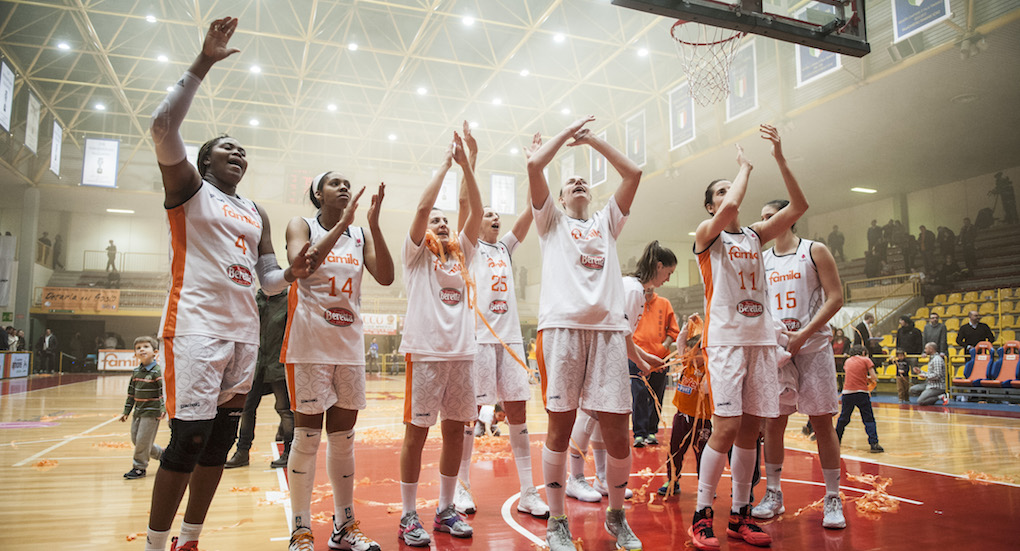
[13,415,119,467]
[271,441,294,533]
[841,453,1020,488]
[500,473,922,546]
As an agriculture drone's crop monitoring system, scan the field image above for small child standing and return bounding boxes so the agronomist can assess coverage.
[835,345,884,453]
[888,348,911,403]
[120,336,165,479]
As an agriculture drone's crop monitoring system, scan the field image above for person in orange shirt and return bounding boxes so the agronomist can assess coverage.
[658,315,713,497]
[631,279,681,447]
[834,345,884,453]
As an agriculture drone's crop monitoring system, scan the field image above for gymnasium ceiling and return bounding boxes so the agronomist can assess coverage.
[1,0,1019,251]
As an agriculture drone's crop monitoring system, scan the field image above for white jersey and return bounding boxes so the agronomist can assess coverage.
[763,238,831,354]
[534,195,628,331]
[696,227,774,347]
[399,231,477,361]
[160,180,261,344]
[281,219,366,365]
[622,276,646,335]
[473,232,524,345]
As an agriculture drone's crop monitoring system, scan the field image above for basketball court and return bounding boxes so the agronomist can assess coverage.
[1,373,1017,549]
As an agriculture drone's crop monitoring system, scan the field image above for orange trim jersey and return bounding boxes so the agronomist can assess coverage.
[280,219,366,365]
[762,238,831,354]
[160,180,261,344]
[671,352,713,419]
[472,233,523,345]
[696,227,774,347]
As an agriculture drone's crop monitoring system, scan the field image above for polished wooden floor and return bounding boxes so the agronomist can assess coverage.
[1,372,1018,550]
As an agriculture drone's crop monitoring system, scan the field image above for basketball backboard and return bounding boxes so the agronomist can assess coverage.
[611,0,870,57]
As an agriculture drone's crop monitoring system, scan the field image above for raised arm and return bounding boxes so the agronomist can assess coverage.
[305,187,366,273]
[694,145,752,252]
[511,138,542,242]
[150,17,241,208]
[784,242,844,354]
[454,132,483,246]
[567,130,642,215]
[750,124,809,243]
[457,120,478,232]
[363,183,395,286]
[527,116,595,209]
[409,140,454,246]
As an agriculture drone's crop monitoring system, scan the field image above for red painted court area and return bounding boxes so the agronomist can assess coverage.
[290,431,1019,550]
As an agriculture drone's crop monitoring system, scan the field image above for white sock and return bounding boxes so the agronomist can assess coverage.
[593,447,607,482]
[765,461,783,492]
[401,481,418,517]
[696,445,727,511]
[606,452,632,510]
[178,521,202,544]
[289,428,321,529]
[508,423,534,490]
[327,429,356,528]
[438,474,458,511]
[568,412,595,478]
[459,425,474,486]
[145,528,170,551]
[729,445,756,512]
[822,468,841,497]
[543,445,568,517]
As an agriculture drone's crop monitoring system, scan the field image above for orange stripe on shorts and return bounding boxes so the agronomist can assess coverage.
[536,330,549,410]
[403,354,414,424]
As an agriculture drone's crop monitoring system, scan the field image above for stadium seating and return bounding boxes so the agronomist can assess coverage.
[933,294,948,304]
[953,342,996,387]
[962,303,979,314]
[979,302,997,315]
[979,289,998,301]
[945,318,960,331]
[946,304,963,317]
[931,305,946,317]
[915,306,930,318]
[963,291,980,303]
[981,342,1019,388]
[946,293,963,304]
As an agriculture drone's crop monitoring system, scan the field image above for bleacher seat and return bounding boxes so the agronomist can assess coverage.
[945,318,960,331]
[979,290,997,301]
[946,304,963,317]
[981,315,997,328]
[963,291,980,303]
[952,342,996,387]
[933,294,948,304]
[982,342,1019,388]
[914,319,926,331]
[931,305,946,317]
[880,334,895,348]
[915,306,930,318]
[979,302,996,315]
[962,303,979,314]
[948,330,958,343]
[946,293,963,304]
[877,365,896,380]
[1000,316,1015,329]
[1001,301,1015,314]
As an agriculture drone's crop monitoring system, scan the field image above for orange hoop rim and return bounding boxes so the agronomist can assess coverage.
[670,20,746,47]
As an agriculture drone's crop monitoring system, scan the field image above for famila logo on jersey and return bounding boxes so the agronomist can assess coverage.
[782,318,802,331]
[326,252,360,266]
[736,300,764,317]
[728,246,759,261]
[440,288,462,305]
[489,300,508,314]
[324,307,356,327]
[768,270,802,284]
[226,264,254,287]
[579,254,605,270]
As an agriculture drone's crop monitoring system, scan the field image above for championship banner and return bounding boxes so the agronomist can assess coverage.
[25,93,40,153]
[669,82,696,150]
[0,61,14,132]
[726,41,758,122]
[50,121,62,176]
[0,234,15,307]
[363,313,398,335]
[41,287,120,312]
[893,0,951,43]
[3,352,31,378]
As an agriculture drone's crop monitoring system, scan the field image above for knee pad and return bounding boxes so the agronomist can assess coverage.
[197,408,242,467]
[161,418,215,473]
[292,428,322,455]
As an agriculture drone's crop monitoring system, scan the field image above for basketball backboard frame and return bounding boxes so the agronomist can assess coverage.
[611,0,870,57]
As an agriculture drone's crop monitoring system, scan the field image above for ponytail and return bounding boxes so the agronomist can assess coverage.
[632,240,677,284]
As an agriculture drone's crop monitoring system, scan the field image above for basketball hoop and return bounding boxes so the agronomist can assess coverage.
[670,20,746,107]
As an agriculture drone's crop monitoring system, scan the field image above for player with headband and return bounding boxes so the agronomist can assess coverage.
[688,125,808,550]
[281,171,393,551]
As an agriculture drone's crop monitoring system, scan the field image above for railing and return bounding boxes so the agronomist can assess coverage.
[81,250,169,272]
[840,273,922,333]
[35,241,53,268]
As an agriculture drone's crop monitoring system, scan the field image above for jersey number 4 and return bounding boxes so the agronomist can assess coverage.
[329,277,353,298]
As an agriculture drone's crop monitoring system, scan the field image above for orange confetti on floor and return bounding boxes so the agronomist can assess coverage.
[34,459,58,471]
[230,486,261,492]
[92,441,133,449]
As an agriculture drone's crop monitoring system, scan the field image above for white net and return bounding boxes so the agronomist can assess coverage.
[670,21,745,106]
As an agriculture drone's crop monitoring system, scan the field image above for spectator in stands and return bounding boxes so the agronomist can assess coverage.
[35,328,59,373]
[888,349,911,403]
[864,250,881,279]
[992,172,1017,225]
[853,313,882,357]
[895,315,923,356]
[922,312,948,357]
[52,234,64,271]
[902,234,918,273]
[5,326,16,350]
[827,225,845,262]
[17,329,27,351]
[958,217,977,271]
[867,220,881,253]
[937,227,956,265]
[934,255,959,287]
[910,343,947,406]
[38,231,52,247]
[956,310,995,353]
[105,240,117,272]
[831,328,851,356]
[918,225,937,273]
[0,327,8,351]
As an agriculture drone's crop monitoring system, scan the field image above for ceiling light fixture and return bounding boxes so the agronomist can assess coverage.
[462,16,475,26]
[327,103,337,112]
[492,98,502,105]
[561,107,571,115]
[417,87,427,95]
[638,48,649,57]
[553,33,566,43]
[348,43,358,51]
[510,148,519,155]
[850,187,877,194]
[519,69,530,77]
[106,208,135,214]
[145,15,157,23]
[166,86,174,92]
[95,103,106,111]
[249,118,260,126]
[469,121,479,129]
[157,54,169,63]
[687,232,696,236]
[388,134,397,141]
[250,65,261,73]
[57,42,70,51]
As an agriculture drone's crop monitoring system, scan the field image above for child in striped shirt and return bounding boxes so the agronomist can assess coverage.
[120,336,165,479]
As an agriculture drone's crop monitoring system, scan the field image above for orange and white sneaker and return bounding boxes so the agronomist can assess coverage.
[688,507,720,550]
[727,505,773,547]
[170,537,199,551]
